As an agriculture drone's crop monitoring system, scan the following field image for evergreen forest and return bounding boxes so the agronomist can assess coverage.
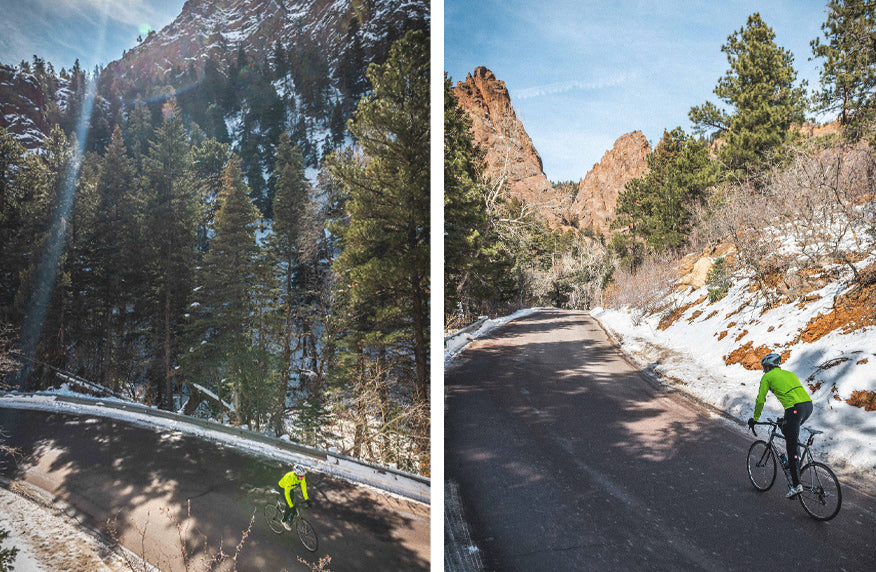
[1,28,430,475]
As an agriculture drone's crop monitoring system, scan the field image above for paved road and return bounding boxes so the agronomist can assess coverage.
[445,309,876,571]
[0,408,429,571]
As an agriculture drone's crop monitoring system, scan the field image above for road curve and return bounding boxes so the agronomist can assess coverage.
[0,408,429,571]
[445,309,876,571]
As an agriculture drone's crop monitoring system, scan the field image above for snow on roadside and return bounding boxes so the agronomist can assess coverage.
[591,269,876,486]
[443,300,875,490]
[444,308,547,368]
[0,392,321,473]
[0,485,130,571]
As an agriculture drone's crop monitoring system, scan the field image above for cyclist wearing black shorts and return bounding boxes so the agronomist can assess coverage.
[748,353,813,498]
[278,464,310,525]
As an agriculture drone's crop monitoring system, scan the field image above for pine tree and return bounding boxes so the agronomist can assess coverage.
[12,126,74,389]
[443,76,514,322]
[83,127,141,389]
[186,155,266,426]
[191,137,231,251]
[264,134,313,433]
[689,13,808,176]
[613,128,717,252]
[328,29,429,466]
[330,29,429,399]
[143,100,199,409]
[811,0,876,138]
[0,127,33,313]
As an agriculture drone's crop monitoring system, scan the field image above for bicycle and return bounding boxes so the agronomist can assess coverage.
[264,496,319,552]
[747,418,842,520]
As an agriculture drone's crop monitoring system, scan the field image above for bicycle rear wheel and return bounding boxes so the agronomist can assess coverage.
[264,503,286,535]
[295,516,319,552]
[747,440,776,491]
[798,461,842,521]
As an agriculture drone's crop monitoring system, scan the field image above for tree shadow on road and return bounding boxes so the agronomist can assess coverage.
[0,408,428,571]
[445,308,876,571]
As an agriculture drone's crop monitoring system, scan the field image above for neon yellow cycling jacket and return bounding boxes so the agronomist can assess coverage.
[753,367,811,421]
[279,471,309,507]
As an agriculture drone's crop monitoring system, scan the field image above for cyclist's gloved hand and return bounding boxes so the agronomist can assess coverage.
[747,417,756,432]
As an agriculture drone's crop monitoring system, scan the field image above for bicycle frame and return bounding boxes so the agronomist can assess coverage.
[748,418,841,520]
[762,422,812,483]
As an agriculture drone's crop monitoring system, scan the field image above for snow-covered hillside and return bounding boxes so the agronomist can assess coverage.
[590,253,876,487]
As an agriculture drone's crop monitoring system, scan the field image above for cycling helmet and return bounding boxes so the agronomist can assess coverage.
[293,464,306,478]
[760,353,782,369]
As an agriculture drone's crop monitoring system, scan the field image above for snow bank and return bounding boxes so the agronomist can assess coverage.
[0,482,133,571]
[591,268,876,484]
[444,308,548,368]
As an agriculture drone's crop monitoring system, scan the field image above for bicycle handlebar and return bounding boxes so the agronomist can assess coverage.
[749,418,778,437]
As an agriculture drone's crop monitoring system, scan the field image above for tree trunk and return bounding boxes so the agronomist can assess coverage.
[164,289,173,410]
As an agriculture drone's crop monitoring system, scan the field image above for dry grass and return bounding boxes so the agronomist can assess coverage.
[607,254,677,324]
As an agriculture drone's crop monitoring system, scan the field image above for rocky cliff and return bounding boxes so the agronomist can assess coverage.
[453,67,568,226]
[107,0,428,92]
[453,67,653,234]
[0,64,53,148]
[571,131,650,237]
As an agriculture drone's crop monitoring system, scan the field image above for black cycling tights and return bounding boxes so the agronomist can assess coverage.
[781,401,813,486]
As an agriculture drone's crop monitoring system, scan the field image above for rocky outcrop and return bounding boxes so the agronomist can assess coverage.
[677,243,737,289]
[453,67,568,226]
[107,0,429,96]
[571,130,650,237]
[0,64,51,149]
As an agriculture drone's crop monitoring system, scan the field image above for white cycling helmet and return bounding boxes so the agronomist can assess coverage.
[293,464,306,478]
[761,353,782,369]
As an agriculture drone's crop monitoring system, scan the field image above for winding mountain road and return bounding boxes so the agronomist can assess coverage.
[0,408,429,571]
[445,309,876,571]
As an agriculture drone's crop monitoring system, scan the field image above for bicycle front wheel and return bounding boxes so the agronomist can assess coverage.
[747,440,776,491]
[265,503,286,535]
[798,461,842,521]
[295,516,319,552]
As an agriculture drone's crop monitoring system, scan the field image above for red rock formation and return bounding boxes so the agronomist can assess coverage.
[571,131,650,237]
[453,67,568,226]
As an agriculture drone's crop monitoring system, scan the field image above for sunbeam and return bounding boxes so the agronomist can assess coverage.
[14,3,109,389]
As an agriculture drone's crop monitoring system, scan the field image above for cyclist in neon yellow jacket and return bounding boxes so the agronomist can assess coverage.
[279,464,310,525]
[747,353,812,498]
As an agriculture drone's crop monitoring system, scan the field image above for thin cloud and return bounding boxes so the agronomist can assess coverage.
[30,0,161,28]
[515,72,637,100]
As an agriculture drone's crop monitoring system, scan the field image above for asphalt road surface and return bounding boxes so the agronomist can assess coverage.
[445,309,876,571]
[0,407,429,571]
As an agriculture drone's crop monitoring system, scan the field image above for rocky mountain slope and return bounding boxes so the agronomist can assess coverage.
[453,67,568,226]
[0,64,52,148]
[1,1,427,152]
[571,130,650,236]
[1,0,428,216]
[106,0,427,95]
[453,66,651,235]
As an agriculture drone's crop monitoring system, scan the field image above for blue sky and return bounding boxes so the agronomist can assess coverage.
[0,0,186,73]
[446,0,831,182]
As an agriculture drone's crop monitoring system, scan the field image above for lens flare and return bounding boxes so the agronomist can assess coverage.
[15,1,108,389]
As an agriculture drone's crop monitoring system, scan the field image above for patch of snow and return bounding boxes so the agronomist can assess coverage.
[590,263,876,483]
[444,309,548,368]
[0,485,132,571]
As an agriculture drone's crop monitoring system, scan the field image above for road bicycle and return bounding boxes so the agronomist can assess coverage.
[747,418,842,520]
[264,496,319,552]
